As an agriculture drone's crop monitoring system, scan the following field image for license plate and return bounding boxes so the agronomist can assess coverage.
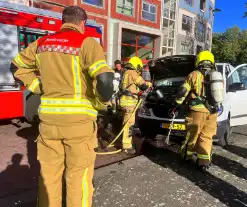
[161,123,186,131]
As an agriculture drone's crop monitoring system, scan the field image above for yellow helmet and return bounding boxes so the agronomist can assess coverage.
[128,56,143,72]
[195,50,215,67]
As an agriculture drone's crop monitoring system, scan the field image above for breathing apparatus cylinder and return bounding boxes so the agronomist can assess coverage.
[209,71,224,104]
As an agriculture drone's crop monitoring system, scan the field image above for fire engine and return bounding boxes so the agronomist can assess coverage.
[0,1,103,124]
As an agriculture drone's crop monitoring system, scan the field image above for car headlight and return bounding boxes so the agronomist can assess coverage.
[217,105,224,117]
[139,105,151,116]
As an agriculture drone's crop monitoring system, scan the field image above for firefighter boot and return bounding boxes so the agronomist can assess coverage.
[122,124,136,154]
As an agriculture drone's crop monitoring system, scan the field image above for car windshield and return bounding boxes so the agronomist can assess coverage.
[155,77,185,87]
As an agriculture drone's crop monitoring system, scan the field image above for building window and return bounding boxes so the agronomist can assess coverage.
[117,0,134,16]
[196,22,205,42]
[121,29,155,63]
[180,42,189,54]
[209,6,213,21]
[207,27,211,41]
[98,24,104,45]
[142,1,157,22]
[196,45,203,54]
[83,0,103,7]
[182,15,192,32]
[184,0,193,6]
[200,0,206,11]
[162,0,177,56]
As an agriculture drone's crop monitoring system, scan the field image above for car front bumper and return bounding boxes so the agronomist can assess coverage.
[138,117,226,140]
[137,117,187,138]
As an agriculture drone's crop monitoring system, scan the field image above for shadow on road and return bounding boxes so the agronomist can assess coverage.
[0,154,38,207]
[16,126,40,176]
[232,132,247,137]
[224,145,247,159]
[144,146,247,207]
[212,154,247,180]
[0,154,30,198]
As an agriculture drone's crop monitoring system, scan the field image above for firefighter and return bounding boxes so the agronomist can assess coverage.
[11,6,114,207]
[175,51,221,173]
[119,57,152,154]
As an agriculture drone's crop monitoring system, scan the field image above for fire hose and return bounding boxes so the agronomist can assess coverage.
[96,88,152,155]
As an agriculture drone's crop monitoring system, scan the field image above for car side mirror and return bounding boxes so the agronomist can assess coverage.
[228,82,245,92]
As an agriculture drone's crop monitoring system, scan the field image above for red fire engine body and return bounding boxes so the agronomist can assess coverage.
[0,1,103,121]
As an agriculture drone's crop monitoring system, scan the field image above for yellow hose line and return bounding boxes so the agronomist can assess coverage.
[96,149,122,155]
[96,98,144,155]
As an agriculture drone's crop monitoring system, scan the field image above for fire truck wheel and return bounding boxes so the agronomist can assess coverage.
[25,94,41,126]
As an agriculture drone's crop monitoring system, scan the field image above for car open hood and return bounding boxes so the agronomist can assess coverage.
[148,55,196,81]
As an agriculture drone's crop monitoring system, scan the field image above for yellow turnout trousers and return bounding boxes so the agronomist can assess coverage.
[122,106,136,149]
[37,121,97,207]
[181,111,217,166]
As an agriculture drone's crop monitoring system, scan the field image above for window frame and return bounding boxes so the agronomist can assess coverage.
[184,0,193,7]
[182,15,193,32]
[207,27,211,41]
[197,21,205,42]
[200,0,206,12]
[141,1,157,23]
[180,42,189,53]
[121,30,155,62]
[116,0,135,17]
[82,0,104,8]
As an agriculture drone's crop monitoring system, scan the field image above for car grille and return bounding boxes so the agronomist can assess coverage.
[151,104,187,119]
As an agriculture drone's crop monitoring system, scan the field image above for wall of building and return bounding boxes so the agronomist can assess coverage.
[177,0,215,55]
[5,0,216,62]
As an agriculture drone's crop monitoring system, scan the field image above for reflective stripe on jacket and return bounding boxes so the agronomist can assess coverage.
[176,70,209,113]
[12,23,113,125]
[120,70,146,108]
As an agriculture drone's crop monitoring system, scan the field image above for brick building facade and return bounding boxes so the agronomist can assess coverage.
[33,0,162,67]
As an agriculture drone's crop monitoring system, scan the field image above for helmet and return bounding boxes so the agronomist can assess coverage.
[127,56,143,72]
[195,51,215,76]
[195,50,215,67]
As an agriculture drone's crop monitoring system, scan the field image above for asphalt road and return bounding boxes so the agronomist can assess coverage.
[0,121,246,207]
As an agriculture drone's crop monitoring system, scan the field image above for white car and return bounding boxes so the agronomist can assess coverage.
[137,55,247,146]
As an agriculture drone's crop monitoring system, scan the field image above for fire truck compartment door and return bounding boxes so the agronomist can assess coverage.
[0,23,18,86]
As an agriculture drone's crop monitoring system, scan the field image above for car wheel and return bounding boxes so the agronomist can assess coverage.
[25,94,41,126]
[218,119,231,147]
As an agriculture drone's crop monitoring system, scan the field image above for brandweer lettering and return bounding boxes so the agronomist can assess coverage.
[46,38,69,43]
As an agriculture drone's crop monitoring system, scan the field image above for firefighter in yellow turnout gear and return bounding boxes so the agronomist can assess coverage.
[11,6,114,207]
[175,51,219,173]
[120,57,152,154]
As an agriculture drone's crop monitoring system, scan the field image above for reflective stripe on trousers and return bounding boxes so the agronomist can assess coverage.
[82,168,89,207]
